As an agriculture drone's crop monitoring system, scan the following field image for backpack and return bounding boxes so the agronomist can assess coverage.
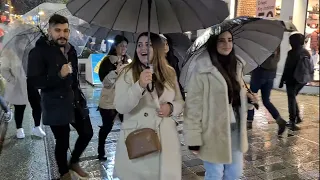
[293,50,314,84]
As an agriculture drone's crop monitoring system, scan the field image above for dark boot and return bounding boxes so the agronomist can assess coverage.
[296,116,302,124]
[247,122,253,129]
[288,118,301,131]
[276,117,287,136]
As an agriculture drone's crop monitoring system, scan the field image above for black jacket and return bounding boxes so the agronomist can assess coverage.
[27,36,81,126]
[281,47,310,85]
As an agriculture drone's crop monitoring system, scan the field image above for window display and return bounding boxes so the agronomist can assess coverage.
[305,0,319,83]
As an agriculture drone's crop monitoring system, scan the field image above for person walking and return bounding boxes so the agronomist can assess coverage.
[113,32,184,180]
[280,33,312,131]
[97,35,130,160]
[1,47,45,138]
[183,31,256,180]
[27,14,93,179]
[247,47,287,135]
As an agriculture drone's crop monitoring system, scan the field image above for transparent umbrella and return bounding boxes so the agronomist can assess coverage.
[21,2,91,56]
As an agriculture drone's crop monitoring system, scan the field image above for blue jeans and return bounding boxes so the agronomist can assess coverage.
[247,76,280,122]
[203,129,243,180]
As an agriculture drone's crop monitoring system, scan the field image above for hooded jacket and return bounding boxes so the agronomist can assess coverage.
[281,33,310,85]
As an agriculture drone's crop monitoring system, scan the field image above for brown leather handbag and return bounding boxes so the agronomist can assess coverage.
[125,128,161,160]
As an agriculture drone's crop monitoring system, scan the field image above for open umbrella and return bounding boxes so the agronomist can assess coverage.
[67,0,229,92]
[21,3,92,57]
[180,17,287,91]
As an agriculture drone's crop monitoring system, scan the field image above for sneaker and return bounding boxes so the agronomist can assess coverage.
[16,128,25,139]
[60,172,72,180]
[32,126,46,138]
[3,111,12,122]
[70,163,90,179]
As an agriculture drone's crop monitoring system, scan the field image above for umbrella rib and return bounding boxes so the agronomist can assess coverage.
[166,0,183,33]
[180,0,207,30]
[110,0,128,31]
[89,0,112,24]
[154,0,161,34]
[71,0,91,17]
[234,44,260,66]
[135,0,143,33]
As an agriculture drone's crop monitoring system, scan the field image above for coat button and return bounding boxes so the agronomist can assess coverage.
[144,113,148,117]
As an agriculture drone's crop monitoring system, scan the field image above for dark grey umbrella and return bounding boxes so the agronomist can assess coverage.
[66,0,229,34]
[180,17,287,91]
[78,24,136,43]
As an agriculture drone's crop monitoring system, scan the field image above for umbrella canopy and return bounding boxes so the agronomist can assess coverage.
[66,0,229,34]
[23,3,89,29]
[180,17,287,91]
[21,3,92,57]
[78,24,136,43]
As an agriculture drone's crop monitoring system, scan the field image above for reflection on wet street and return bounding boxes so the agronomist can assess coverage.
[0,82,318,180]
[74,83,319,180]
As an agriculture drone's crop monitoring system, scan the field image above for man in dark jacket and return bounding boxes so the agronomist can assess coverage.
[27,14,93,179]
[280,33,310,131]
[247,47,287,136]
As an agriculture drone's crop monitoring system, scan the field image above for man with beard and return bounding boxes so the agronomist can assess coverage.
[27,14,93,180]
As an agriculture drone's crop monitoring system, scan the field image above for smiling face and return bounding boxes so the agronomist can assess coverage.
[216,31,233,56]
[136,35,153,65]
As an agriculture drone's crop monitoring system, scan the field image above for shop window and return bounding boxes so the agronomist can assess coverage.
[305,0,319,85]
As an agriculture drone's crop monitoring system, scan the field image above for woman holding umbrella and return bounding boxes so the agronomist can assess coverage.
[113,32,184,180]
[183,30,257,179]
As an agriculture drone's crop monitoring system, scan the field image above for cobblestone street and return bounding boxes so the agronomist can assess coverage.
[0,82,319,180]
[72,84,319,180]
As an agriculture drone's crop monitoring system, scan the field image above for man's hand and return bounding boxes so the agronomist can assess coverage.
[60,62,72,78]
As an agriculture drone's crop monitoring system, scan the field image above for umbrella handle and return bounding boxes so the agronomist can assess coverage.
[243,79,259,110]
[146,0,154,93]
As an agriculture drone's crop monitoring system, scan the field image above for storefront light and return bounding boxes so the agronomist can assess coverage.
[4,4,9,7]
[107,39,114,43]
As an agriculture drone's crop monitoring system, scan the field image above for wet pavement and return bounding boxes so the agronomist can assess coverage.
[73,83,319,180]
[0,82,319,180]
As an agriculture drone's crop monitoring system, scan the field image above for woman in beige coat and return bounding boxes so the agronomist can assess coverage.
[97,35,130,160]
[113,32,184,180]
[183,31,256,180]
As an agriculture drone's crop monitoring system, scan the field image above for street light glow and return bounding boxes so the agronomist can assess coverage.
[107,39,114,43]
[4,11,9,14]
[4,4,9,7]
[38,11,45,15]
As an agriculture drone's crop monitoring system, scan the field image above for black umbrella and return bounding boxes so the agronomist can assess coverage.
[180,17,288,92]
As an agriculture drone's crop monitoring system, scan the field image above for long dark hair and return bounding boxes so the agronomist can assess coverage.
[108,35,129,56]
[206,32,241,107]
[163,35,180,76]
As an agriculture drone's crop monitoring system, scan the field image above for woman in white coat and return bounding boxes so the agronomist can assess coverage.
[113,32,184,180]
[183,31,257,180]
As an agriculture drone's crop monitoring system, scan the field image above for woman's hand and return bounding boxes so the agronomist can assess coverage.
[116,63,125,74]
[139,69,153,88]
[157,103,172,117]
[247,92,258,104]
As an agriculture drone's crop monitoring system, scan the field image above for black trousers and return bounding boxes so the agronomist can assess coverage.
[50,113,93,176]
[286,83,305,122]
[98,108,122,157]
[14,105,26,129]
[27,82,41,127]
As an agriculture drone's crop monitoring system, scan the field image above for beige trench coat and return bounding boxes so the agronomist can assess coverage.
[113,69,184,180]
[99,55,131,109]
[183,50,249,164]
